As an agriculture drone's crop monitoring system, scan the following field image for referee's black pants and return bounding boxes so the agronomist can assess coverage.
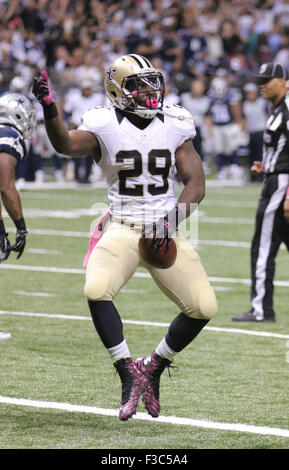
[251,174,289,320]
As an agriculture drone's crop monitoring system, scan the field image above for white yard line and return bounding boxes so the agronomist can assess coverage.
[199,239,284,251]
[202,200,257,208]
[211,286,232,291]
[0,310,288,339]
[200,216,254,224]
[7,211,256,223]
[0,264,84,274]
[5,226,257,242]
[0,332,11,341]
[0,395,288,438]
[6,227,90,237]
[5,227,288,251]
[27,248,62,255]
[13,291,56,297]
[200,239,251,248]
[21,192,98,201]
[5,225,288,251]
[4,208,97,219]
[2,263,289,287]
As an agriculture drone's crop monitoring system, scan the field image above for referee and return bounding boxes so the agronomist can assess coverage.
[232,62,289,322]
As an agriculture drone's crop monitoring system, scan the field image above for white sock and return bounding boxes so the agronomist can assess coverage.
[107,339,130,362]
[155,337,177,360]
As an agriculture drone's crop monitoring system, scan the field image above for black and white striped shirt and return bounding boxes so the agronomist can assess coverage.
[262,95,289,174]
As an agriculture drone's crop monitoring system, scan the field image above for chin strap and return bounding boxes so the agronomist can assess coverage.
[159,109,197,121]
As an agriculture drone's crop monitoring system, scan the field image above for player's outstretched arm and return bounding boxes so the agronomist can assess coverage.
[175,139,205,217]
[0,153,23,221]
[0,153,28,259]
[32,71,100,159]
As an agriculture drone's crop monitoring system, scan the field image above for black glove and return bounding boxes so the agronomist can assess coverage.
[0,233,11,262]
[10,229,28,259]
[142,206,186,252]
[144,214,173,253]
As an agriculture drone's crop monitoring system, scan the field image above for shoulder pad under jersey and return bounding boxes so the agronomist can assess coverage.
[163,104,196,132]
[163,104,194,119]
[79,106,114,132]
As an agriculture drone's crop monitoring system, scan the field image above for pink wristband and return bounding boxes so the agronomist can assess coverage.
[286,187,289,197]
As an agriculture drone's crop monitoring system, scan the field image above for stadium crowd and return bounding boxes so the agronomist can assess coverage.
[1,0,289,183]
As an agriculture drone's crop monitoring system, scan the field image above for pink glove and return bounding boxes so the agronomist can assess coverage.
[32,71,54,105]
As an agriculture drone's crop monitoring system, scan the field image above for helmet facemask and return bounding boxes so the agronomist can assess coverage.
[122,71,165,119]
[105,55,165,119]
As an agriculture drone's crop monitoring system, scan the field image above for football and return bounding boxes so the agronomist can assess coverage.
[138,236,177,269]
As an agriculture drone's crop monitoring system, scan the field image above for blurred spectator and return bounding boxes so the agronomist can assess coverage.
[181,21,207,65]
[136,21,163,61]
[273,32,289,69]
[20,0,45,34]
[0,72,7,95]
[242,82,267,181]
[8,74,65,186]
[163,81,180,106]
[0,0,288,184]
[161,26,183,74]
[0,0,287,91]
[272,0,289,27]
[220,20,244,56]
[73,49,103,91]
[63,78,104,183]
[205,76,245,180]
[180,79,210,168]
[267,18,283,56]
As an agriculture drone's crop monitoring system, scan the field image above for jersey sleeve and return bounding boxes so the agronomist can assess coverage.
[164,104,196,147]
[78,106,114,135]
[0,125,26,161]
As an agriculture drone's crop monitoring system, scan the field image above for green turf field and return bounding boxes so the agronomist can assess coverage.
[0,181,288,449]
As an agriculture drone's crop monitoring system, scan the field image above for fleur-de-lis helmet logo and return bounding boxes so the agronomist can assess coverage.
[106,67,117,82]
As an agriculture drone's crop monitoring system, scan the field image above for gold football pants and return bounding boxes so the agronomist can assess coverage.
[84,221,217,320]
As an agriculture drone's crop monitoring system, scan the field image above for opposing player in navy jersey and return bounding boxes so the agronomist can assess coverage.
[32,55,217,421]
[206,77,244,179]
[0,93,36,262]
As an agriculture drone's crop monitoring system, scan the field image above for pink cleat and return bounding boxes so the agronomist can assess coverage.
[134,352,175,418]
[114,358,148,421]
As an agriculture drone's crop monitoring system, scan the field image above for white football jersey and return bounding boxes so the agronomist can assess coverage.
[79,104,196,223]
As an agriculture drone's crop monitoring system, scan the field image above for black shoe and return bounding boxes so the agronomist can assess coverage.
[232,311,275,322]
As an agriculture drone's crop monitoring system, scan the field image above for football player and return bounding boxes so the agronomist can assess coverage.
[32,55,218,421]
[205,76,244,179]
[0,93,36,263]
